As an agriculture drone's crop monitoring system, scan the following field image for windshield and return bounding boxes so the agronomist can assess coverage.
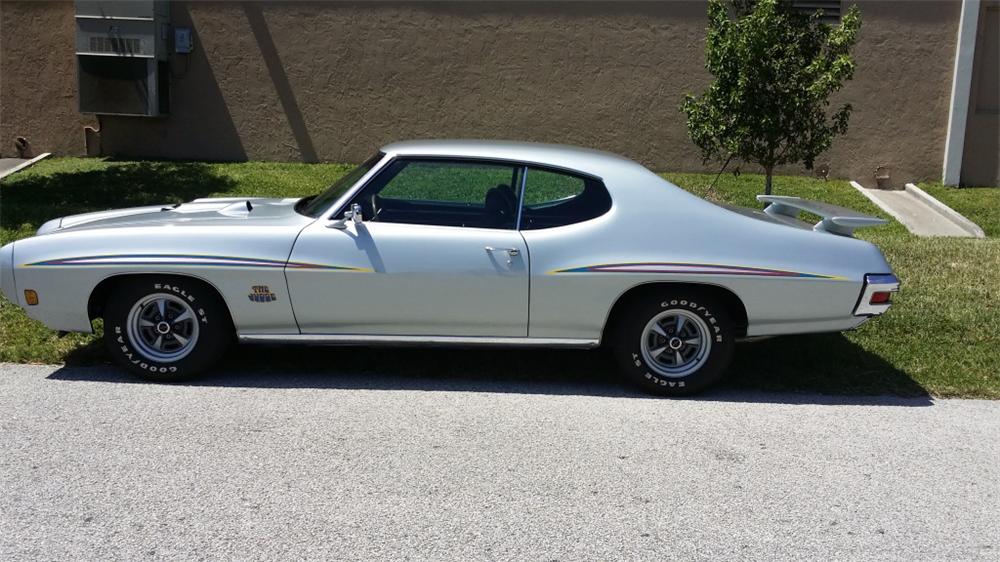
[297,152,384,218]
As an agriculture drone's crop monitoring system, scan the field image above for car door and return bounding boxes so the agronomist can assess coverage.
[515,166,614,340]
[286,158,529,337]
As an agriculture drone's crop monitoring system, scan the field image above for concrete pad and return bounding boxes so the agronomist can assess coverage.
[850,181,983,238]
[0,153,51,180]
[0,158,29,175]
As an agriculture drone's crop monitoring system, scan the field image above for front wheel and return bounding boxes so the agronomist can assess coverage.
[613,291,735,396]
[103,277,232,381]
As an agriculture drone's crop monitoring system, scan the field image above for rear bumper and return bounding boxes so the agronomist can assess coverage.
[853,273,900,316]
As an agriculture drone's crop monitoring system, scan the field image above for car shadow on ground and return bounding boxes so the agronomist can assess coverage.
[51,333,932,406]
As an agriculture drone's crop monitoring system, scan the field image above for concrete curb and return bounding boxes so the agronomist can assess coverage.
[0,152,51,181]
[904,183,986,239]
[850,180,985,238]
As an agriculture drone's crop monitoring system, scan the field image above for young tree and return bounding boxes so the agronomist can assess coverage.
[682,0,862,195]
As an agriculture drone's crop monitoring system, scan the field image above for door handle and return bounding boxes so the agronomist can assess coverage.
[485,246,520,265]
[485,246,519,256]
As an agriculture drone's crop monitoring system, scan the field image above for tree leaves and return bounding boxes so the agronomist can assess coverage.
[681,0,862,193]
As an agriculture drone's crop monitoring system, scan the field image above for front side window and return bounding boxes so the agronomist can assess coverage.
[297,152,383,218]
[519,167,611,230]
[353,159,523,229]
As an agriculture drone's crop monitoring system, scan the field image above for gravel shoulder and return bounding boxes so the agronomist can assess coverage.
[2,363,999,561]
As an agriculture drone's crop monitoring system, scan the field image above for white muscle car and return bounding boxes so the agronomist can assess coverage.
[0,140,899,395]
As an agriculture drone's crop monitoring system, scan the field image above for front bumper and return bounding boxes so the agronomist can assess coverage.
[853,273,900,316]
[0,242,15,303]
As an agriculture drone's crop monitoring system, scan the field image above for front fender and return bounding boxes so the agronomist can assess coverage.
[12,241,96,332]
[1,242,16,303]
[10,226,303,335]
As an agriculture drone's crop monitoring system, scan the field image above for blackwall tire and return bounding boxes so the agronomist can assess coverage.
[613,291,735,396]
[102,277,231,382]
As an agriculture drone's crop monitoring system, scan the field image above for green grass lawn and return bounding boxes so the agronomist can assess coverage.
[917,182,1000,237]
[2,158,998,398]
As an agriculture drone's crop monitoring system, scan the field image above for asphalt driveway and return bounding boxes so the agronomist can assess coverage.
[1,362,998,561]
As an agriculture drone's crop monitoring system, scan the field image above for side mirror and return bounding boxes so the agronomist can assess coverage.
[327,203,364,229]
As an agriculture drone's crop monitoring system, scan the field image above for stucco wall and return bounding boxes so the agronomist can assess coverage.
[831,0,961,186]
[0,1,96,158]
[0,1,965,186]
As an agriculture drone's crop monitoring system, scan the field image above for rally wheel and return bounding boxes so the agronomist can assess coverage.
[103,277,231,381]
[613,291,735,396]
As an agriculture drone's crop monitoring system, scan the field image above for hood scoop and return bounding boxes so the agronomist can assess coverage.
[217,200,254,217]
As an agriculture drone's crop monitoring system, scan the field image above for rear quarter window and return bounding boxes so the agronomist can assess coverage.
[520,168,611,230]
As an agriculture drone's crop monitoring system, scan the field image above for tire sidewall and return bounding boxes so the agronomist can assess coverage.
[104,277,229,381]
[615,292,735,395]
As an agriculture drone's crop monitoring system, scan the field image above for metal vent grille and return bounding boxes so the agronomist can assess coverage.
[89,36,142,55]
[790,1,842,24]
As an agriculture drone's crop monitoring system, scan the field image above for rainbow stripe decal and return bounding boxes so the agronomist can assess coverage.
[23,254,371,272]
[550,262,844,280]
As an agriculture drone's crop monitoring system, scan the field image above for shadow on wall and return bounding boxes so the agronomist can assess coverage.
[962,111,1000,186]
[99,2,247,161]
[242,1,318,163]
[0,161,235,230]
[100,2,321,162]
[961,3,999,186]
[95,0,710,164]
[56,332,930,404]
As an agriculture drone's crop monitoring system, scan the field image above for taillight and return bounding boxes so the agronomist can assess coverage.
[869,291,892,304]
[854,273,900,316]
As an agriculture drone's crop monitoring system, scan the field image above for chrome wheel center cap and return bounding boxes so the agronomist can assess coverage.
[641,310,712,379]
[155,321,171,334]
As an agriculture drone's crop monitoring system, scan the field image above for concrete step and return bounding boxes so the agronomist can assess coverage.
[850,181,985,238]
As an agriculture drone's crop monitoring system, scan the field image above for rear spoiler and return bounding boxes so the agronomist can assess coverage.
[757,195,888,237]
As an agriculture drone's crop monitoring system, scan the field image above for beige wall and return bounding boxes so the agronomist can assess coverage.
[0,0,96,158]
[0,1,968,186]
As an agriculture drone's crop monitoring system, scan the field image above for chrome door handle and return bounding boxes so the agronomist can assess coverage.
[485,246,519,256]
[485,246,520,265]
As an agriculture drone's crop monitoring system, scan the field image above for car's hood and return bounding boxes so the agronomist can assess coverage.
[37,197,309,234]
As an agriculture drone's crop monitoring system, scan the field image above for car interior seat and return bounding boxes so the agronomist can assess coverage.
[484,184,517,229]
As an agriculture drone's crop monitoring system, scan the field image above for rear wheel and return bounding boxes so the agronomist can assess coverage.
[102,277,231,381]
[613,291,735,396]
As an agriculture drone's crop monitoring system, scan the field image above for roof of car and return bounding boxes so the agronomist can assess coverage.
[379,139,643,178]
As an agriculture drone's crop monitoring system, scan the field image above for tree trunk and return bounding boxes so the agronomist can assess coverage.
[764,166,774,195]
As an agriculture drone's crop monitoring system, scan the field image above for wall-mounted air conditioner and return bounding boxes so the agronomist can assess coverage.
[75,1,170,117]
